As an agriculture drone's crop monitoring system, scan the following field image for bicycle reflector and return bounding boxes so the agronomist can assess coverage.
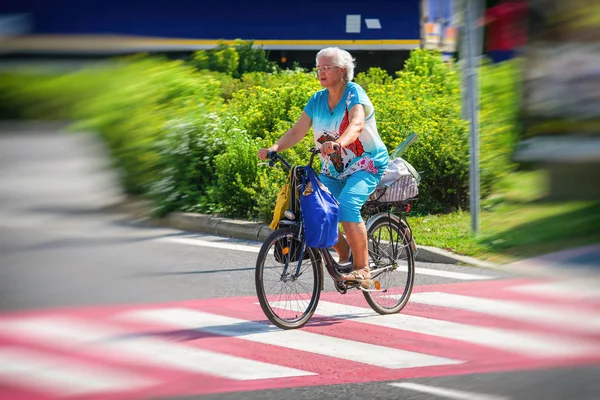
[374,281,381,290]
[284,210,296,220]
[406,203,411,213]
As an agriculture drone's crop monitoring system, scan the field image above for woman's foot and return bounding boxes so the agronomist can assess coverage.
[342,266,372,289]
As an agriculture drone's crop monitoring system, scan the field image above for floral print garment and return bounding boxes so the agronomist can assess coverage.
[304,82,389,179]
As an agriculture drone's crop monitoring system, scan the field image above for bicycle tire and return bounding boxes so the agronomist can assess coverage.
[363,216,415,314]
[255,227,321,329]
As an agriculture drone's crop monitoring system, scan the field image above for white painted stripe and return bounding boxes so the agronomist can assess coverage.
[508,281,600,300]
[119,308,462,369]
[399,265,494,280]
[159,237,494,280]
[0,317,312,381]
[410,292,600,333]
[0,347,156,396]
[273,301,599,358]
[390,382,509,400]
[159,236,262,253]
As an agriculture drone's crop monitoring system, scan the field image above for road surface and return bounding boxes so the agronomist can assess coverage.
[0,125,599,400]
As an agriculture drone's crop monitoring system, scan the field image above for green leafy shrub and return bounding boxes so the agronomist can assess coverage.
[0,48,521,221]
[218,69,321,219]
[354,67,393,92]
[234,40,279,77]
[0,67,110,120]
[140,67,322,221]
[370,72,469,212]
[371,49,517,212]
[212,126,262,219]
[69,57,225,194]
[190,44,239,76]
[149,109,231,216]
[189,40,278,79]
[402,48,460,96]
[224,70,320,138]
[478,58,521,193]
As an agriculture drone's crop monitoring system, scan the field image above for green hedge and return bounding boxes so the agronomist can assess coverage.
[367,51,469,212]
[0,46,520,220]
[190,40,278,79]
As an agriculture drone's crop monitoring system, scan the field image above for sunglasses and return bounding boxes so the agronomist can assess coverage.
[313,66,341,73]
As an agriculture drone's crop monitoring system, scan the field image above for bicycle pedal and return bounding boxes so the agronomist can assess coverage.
[342,280,361,288]
[343,280,376,291]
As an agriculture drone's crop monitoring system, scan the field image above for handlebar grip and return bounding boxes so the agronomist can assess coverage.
[332,143,341,151]
[266,151,277,167]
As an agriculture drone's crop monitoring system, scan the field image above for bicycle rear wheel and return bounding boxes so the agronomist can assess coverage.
[363,216,415,314]
[255,227,321,329]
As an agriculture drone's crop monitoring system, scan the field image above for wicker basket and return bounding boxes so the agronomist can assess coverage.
[368,175,419,203]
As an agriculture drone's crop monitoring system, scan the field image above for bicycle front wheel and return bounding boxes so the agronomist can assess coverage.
[255,227,321,329]
[363,216,415,314]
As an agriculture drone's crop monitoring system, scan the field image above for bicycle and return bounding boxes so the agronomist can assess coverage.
[255,139,418,330]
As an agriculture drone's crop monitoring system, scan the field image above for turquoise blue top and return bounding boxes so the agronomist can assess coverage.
[304,82,389,179]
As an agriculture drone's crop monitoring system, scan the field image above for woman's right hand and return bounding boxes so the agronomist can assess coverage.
[257,148,271,160]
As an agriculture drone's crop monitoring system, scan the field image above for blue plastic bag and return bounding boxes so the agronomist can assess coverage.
[300,166,339,248]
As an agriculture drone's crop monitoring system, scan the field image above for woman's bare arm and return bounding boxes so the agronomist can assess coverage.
[258,111,312,159]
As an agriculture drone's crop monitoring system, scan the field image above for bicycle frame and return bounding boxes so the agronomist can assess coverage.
[303,204,412,294]
[265,147,415,294]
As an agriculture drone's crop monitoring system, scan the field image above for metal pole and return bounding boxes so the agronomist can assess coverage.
[463,0,481,235]
[420,0,427,49]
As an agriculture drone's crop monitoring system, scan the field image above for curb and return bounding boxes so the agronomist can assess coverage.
[106,198,498,268]
[166,212,273,242]
[414,245,499,269]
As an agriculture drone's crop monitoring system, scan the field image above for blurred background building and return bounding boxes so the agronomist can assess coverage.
[0,0,423,73]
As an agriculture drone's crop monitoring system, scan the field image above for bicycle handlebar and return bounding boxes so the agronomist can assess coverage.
[266,151,291,169]
[263,132,418,170]
[265,147,322,170]
[264,132,418,171]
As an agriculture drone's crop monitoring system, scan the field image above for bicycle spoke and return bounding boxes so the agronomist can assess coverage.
[363,217,415,314]
[255,228,320,328]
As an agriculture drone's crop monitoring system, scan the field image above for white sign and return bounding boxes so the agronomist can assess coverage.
[365,19,382,29]
[346,15,361,33]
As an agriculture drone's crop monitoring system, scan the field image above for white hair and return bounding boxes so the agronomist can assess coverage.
[316,47,356,81]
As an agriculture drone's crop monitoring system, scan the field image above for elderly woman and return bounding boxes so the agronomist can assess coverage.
[258,47,389,288]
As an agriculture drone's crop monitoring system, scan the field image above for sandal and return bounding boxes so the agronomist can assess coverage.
[342,267,372,289]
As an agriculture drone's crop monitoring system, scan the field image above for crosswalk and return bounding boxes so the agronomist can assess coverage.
[0,278,598,399]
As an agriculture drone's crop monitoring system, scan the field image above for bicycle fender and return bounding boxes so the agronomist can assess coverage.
[365,212,401,232]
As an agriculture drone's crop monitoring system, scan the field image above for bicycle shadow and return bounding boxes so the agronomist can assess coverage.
[115,315,346,343]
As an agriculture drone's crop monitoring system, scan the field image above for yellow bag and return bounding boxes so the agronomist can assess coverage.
[269,183,291,230]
